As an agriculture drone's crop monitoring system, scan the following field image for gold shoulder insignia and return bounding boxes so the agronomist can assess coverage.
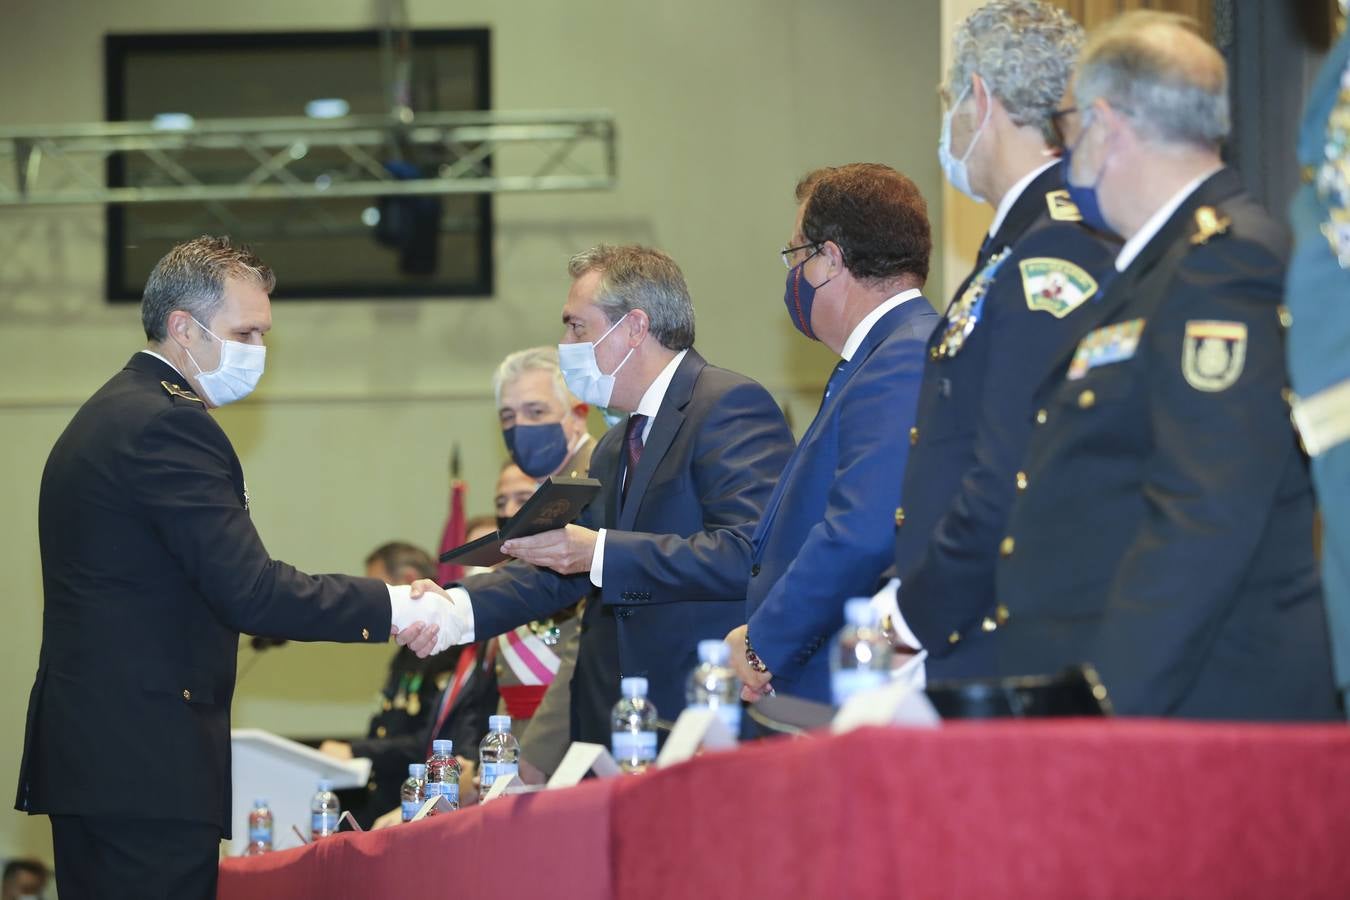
[1019,257,1098,319]
[1045,189,1082,222]
[161,380,204,404]
[1190,206,1232,245]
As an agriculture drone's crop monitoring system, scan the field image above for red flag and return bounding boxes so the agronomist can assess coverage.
[435,445,467,585]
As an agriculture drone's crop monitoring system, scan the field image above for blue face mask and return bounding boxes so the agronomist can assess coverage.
[783,251,832,340]
[502,422,570,478]
[1061,115,1113,235]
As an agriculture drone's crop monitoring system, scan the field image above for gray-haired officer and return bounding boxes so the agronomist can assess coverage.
[874,0,1117,679]
[993,12,1337,719]
[1287,29,1350,715]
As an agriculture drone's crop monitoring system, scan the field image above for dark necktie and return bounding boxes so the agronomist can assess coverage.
[621,414,648,506]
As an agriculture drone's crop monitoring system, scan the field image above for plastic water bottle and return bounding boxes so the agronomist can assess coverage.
[478,715,521,802]
[244,797,272,855]
[831,597,895,706]
[686,639,742,738]
[401,763,427,822]
[611,676,659,774]
[425,739,461,810]
[310,780,340,840]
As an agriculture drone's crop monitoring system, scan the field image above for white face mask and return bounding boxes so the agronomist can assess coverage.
[938,81,991,203]
[183,315,267,407]
[557,314,634,409]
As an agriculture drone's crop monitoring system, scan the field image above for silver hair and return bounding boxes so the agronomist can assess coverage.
[947,0,1086,145]
[492,345,579,411]
[566,245,695,352]
[141,235,274,341]
[1074,11,1230,148]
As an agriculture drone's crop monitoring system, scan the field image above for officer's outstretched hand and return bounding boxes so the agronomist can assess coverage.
[390,579,469,656]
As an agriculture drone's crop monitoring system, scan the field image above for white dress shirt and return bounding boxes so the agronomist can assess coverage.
[986,159,1058,242]
[590,349,688,586]
[1114,167,1223,272]
[841,289,926,361]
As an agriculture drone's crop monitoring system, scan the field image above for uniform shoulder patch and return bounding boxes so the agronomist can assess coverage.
[1045,189,1082,222]
[1018,257,1098,318]
[161,380,204,404]
[1182,320,1247,392]
[1189,206,1232,245]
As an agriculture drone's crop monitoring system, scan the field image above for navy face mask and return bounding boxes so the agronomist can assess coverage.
[1061,118,1113,235]
[783,251,832,340]
[502,422,569,478]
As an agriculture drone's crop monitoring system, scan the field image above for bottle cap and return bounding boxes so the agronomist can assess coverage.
[316,779,333,792]
[843,597,878,628]
[621,676,649,698]
[409,763,427,778]
[253,797,268,808]
[488,714,512,732]
[432,739,454,756]
[697,639,730,665]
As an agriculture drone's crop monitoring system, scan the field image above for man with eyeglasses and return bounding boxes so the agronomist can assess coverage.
[993,12,1336,719]
[724,163,937,706]
[870,0,1118,681]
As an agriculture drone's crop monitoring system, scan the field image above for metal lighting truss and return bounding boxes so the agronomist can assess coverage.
[0,109,618,208]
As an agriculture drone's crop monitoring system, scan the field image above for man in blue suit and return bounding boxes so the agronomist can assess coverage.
[724,164,938,704]
[404,245,794,742]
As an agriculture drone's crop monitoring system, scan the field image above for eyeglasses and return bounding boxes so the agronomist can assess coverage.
[780,241,821,270]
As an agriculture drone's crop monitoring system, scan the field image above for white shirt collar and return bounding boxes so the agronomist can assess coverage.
[987,159,1058,240]
[140,348,185,379]
[841,289,924,361]
[632,349,688,436]
[1114,167,1223,272]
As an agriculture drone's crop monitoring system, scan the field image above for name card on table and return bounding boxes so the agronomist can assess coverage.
[409,794,456,822]
[656,707,737,768]
[831,676,941,734]
[547,742,620,789]
[482,772,518,803]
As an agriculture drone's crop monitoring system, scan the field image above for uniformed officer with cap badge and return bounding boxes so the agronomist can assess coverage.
[992,12,1338,719]
[872,0,1118,680]
[14,236,463,899]
[1287,29,1350,716]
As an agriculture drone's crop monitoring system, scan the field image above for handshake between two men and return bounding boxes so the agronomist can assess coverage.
[391,524,600,657]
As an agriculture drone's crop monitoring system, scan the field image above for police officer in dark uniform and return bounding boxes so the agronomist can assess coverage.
[13,236,458,899]
[993,13,1338,719]
[875,0,1118,681]
[1287,29,1350,715]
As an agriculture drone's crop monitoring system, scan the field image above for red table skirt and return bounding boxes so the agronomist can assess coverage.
[220,720,1350,899]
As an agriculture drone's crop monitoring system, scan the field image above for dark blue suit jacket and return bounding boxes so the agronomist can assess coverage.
[745,297,937,702]
[462,349,794,739]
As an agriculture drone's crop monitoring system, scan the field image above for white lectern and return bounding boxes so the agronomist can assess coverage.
[227,728,371,856]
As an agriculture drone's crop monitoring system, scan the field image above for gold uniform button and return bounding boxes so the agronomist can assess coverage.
[376,725,387,738]
[1078,390,1096,409]
[930,347,940,361]
[909,426,919,446]
[362,627,370,641]
[999,536,1015,557]
[894,507,905,526]
[1278,306,1293,329]
[1035,408,1048,425]
[995,604,1010,626]
[1015,471,1028,491]
[182,689,191,701]
[947,631,961,644]
[981,617,997,632]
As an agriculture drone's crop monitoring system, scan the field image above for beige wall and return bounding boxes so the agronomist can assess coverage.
[0,0,942,860]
